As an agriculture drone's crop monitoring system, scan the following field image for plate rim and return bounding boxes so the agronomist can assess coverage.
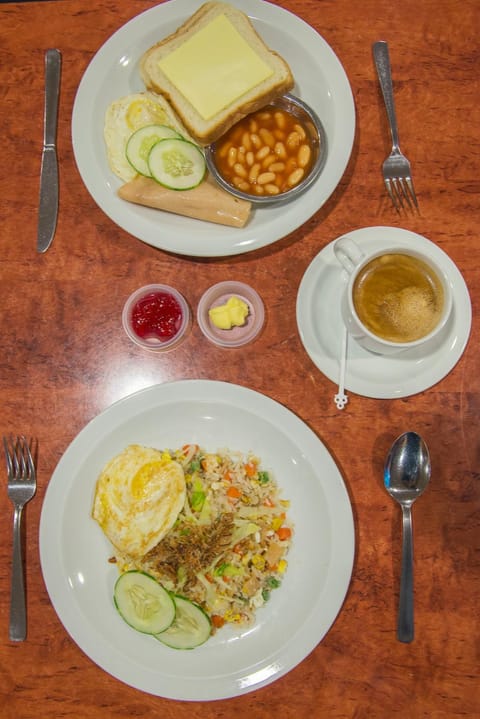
[39,379,355,700]
[71,0,355,257]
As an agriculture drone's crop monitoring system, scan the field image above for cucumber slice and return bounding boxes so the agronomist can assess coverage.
[126,124,182,177]
[114,571,175,635]
[155,595,212,649]
[148,138,206,190]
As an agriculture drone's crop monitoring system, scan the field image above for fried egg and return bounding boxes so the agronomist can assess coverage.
[92,444,186,558]
[104,92,189,182]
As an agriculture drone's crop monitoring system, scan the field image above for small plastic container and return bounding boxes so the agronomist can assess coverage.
[122,284,190,351]
[197,281,265,348]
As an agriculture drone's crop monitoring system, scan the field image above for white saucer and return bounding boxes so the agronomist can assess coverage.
[296,227,472,399]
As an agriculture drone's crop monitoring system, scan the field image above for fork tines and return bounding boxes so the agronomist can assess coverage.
[3,435,35,480]
[384,176,418,211]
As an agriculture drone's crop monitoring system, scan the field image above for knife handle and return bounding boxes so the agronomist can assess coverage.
[44,49,61,148]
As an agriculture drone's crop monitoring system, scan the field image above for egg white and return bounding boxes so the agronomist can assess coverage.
[92,444,186,558]
[104,92,189,182]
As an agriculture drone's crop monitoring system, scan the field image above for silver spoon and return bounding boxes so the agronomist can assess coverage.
[384,432,431,642]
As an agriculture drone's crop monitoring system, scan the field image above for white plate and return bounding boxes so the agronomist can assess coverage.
[296,227,472,399]
[39,380,354,700]
[71,0,355,257]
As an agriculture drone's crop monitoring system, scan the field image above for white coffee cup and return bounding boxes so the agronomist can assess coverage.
[334,236,453,355]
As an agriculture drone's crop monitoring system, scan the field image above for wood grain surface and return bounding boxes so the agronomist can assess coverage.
[0,0,479,717]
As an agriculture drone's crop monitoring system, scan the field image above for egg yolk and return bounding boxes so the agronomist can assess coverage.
[126,100,169,131]
[131,461,165,499]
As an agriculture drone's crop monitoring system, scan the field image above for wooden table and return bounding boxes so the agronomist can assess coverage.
[1,0,479,716]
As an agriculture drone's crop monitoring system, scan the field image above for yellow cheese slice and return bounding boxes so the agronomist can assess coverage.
[158,14,274,121]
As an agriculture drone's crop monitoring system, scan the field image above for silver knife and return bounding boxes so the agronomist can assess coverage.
[37,49,61,253]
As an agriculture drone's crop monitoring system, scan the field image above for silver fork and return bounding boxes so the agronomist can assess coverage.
[4,435,37,641]
[373,40,418,210]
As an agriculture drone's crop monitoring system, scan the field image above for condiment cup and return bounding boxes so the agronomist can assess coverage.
[204,93,327,205]
[122,284,190,351]
[334,236,453,355]
[197,281,265,347]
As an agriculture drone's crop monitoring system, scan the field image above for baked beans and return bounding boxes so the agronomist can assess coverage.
[214,107,316,196]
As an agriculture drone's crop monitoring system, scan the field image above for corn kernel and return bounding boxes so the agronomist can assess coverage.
[271,516,283,531]
[251,554,265,570]
[224,610,241,623]
[277,559,288,574]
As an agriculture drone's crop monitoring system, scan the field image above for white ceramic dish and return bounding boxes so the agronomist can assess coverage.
[296,227,472,399]
[71,0,355,257]
[39,380,354,700]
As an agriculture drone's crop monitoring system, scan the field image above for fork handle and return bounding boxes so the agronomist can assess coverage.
[10,505,26,641]
[373,41,401,150]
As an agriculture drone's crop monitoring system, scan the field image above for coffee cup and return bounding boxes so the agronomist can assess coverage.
[334,236,453,355]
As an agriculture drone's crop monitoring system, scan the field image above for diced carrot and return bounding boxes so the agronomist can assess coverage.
[276,526,292,541]
[211,615,225,629]
[244,461,257,477]
[224,469,235,482]
[263,496,275,507]
[232,543,244,555]
[205,573,214,583]
[182,443,199,455]
[227,486,242,499]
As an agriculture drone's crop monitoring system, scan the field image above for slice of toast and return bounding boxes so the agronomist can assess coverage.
[140,1,294,145]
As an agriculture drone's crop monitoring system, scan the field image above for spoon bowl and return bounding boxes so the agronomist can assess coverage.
[384,432,431,642]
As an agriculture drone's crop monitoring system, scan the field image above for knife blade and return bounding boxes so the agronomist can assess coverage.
[37,49,61,253]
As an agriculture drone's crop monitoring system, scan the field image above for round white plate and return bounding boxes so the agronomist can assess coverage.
[39,380,354,700]
[296,227,472,399]
[71,0,355,257]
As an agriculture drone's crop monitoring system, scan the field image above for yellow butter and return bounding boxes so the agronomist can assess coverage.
[209,296,249,330]
[158,14,274,120]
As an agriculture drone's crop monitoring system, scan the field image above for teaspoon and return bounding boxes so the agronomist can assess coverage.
[384,432,431,642]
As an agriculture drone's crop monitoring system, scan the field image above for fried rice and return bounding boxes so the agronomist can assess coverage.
[114,444,293,631]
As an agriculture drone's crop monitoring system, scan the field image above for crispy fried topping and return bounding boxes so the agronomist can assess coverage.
[144,513,234,582]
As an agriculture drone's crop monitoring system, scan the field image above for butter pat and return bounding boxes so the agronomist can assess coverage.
[209,296,249,330]
[158,14,274,120]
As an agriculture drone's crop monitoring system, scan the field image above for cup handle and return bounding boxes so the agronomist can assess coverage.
[333,237,366,274]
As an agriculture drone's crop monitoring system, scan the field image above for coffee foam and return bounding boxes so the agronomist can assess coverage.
[381,287,440,339]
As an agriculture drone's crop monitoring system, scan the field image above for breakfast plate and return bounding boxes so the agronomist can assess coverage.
[72,0,355,257]
[296,227,472,399]
[39,380,354,700]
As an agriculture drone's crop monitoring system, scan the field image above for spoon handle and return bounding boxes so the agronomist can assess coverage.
[398,504,414,642]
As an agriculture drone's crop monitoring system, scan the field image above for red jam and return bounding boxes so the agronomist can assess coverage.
[131,291,183,342]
